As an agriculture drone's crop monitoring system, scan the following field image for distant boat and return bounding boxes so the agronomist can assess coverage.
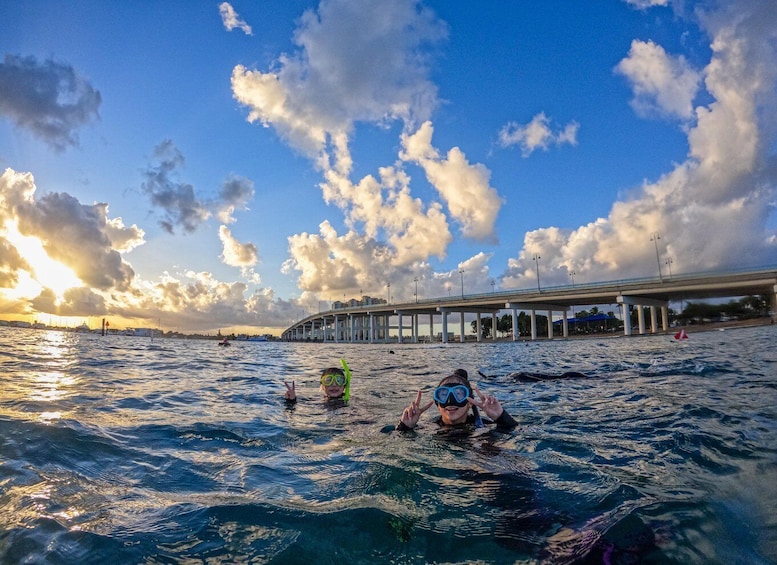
[247,336,267,342]
[218,338,231,347]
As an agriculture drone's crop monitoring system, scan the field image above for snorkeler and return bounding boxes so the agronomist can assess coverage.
[395,369,517,431]
[284,359,352,405]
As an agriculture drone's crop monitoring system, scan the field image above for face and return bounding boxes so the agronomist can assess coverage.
[320,371,346,399]
[435,378,471,425]
[438,402,470,425]
[322,384,345,399]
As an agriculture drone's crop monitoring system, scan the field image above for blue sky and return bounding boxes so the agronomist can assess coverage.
[1,0,775,334]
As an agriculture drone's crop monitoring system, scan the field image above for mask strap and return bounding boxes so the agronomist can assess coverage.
[340,358,351,402]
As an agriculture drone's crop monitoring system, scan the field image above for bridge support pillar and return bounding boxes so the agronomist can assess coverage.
[637,306,646,334]
[661,306,669,331]
[493,312,498,341]
[476,313,482,342]
[650,306,658,334]
[442,311,449,343]
[512,309,519,341]
[397,312,403,344]
[563,311,569,337]
[547,309,553,340]
[621,303,632,336]
[530,311,537,340]
[429,314,434,343]
[460,313,465,343]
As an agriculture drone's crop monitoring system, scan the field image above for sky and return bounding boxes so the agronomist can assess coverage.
[1,0,776,335]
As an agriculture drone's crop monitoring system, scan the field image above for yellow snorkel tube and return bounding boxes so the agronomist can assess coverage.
[340,358,352,402]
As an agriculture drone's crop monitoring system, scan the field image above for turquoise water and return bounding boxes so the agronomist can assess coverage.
[1,325,776,564]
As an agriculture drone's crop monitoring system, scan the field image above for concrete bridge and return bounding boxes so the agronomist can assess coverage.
[281,266,777,343]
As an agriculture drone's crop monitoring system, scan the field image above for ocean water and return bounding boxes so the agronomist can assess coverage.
[1,325,776,564]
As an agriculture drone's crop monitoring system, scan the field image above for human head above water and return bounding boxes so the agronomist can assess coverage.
[434,369,476,425]
[320,367,346,399]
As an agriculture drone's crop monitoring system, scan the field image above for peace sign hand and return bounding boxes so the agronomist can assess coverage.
[468,383,504,420]
[400,390,434,429]
[284,381,297,401]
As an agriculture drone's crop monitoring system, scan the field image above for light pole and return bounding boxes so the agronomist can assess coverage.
[386,282,391,304]
[665,257,673,279]
[490,280,495,294]
[459,269,464,297]
[414,276,419,303]
[533,253,541,292]
[569,270,576,318]
[650,232,663,282]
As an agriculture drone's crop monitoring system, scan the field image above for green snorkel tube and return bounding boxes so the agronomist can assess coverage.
[340,358,352,402]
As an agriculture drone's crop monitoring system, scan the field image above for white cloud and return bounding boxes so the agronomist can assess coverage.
[401,122,502,241]
[624,0,669,9]
[1,168,143,292]
[497,113,579,157]
[502,0,777,288]
[219,225,258,268]
[615,39,701,120]
[219,2,253,35]
[231,0,446,164]
[234,1,504,291]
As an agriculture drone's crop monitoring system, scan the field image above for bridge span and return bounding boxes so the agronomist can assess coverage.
[281,266,777,343]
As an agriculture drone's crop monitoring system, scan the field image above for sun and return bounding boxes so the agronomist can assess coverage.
[3,221,82,301]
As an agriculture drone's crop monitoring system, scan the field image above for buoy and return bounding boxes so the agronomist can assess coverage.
[674,329,688,340]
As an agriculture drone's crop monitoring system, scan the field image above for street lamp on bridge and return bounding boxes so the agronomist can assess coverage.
[459,269,465,297]
[413,276,419,303]
[386,282,391,304]
[665,257,673,279]
[650,232,664,282]
[533,253,542,292]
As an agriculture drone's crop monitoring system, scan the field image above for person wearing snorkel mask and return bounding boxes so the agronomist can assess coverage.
[395,369,517,431]
[284,361,352,405]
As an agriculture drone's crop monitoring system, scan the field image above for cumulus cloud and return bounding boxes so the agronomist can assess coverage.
[497,112,580,157]
[216,175,254,224]
[1,168,143,292]
[233,0,505,291]
[231,0,446,163]
[615,39,701,120]
[0,54,101,151]
[141,140,211,234]
[401,121,502,241]
[502,0,777,289]
[219,2,253,35]
[113,270,297,332]
[219,225,258,268]
[0,236,31,288]
[140,141,255,233]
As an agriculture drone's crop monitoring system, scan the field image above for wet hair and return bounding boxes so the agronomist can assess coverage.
[439,368,470,389]
[321,367,344,378]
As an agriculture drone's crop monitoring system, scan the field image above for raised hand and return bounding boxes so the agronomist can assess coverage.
[284,381,296,401]
[468,383,504,420]
[400,390,434,429]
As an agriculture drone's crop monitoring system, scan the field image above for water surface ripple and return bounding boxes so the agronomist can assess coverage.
[1,326,776,563]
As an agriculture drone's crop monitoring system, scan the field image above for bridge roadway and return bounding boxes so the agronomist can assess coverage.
[281,266,777,343]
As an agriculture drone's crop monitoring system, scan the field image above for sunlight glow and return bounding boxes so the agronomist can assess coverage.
[2,221,82,300]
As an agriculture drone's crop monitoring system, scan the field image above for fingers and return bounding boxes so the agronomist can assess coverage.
[284,381,295,392]
[471,382,486,401]
[413,389,423,406]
